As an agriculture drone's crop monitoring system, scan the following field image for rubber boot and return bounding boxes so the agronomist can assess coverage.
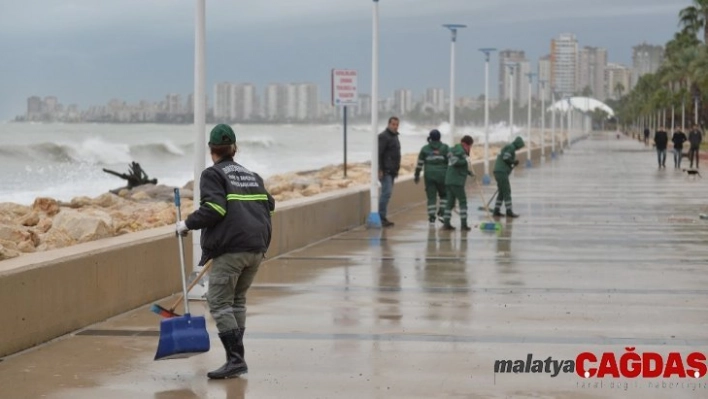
[236,327,245,360]
[506,210,520,218]
[207,330,248,379]
[492,208,503,218]
[460,221,471,231]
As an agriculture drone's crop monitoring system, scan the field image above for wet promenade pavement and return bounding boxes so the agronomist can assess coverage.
[1,132,708,398]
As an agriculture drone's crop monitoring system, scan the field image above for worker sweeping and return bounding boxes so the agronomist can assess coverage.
[442,135,475,231]
[176,124,275,379]
[492,136,524,218]
[414,129,449,224]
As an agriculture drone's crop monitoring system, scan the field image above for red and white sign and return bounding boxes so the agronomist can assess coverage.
[331,69,358,107]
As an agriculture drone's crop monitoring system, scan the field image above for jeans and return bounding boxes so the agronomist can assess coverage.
[656,149,666,166]
[379,173,394,220]
[674,148,683,168]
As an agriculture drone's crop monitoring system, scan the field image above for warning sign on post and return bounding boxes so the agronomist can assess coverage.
[331,69,358,107]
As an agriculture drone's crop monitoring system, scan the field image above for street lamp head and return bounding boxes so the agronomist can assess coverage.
[479,47,497,61]
[442,24,466,41]
[505,62,517,74]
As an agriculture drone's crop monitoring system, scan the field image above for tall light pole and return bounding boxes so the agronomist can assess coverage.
[479,47,496,185]
[551,90,557,159]
[443,24,466,145]
[506,63,516,141]
[525,72,536,167]
[367,0,381,229]
[539,80,547,160]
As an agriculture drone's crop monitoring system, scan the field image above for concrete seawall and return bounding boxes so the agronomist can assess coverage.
[0,141,566,358]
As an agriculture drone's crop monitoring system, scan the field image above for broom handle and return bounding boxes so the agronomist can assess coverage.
[169,259,213,312]
[174,188,191,315]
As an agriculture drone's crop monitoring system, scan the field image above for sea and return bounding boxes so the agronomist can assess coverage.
[0,121,521,205]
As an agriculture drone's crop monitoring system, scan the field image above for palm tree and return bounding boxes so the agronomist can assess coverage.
[613,82,625,100]
[679,0,708,43]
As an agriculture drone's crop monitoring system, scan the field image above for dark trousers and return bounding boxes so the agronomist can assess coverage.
[443,185,467,226]
[493,172,513,212]
[424,178,446,218]
[689,146,700,168]
[674,148,684,168]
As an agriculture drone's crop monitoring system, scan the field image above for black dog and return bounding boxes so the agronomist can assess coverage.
[682,169,702,179]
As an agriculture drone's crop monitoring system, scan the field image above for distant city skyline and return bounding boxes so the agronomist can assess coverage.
[0,0,687,119]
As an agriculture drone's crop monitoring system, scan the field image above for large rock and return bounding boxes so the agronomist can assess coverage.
[92,193,119,208]
[16,211,40,227]
[51,209,114,243]
[38,228,76,251]
[0,203,31,217]
[0,243,19,260]
[69,196,92,208]
[32,197,60,216]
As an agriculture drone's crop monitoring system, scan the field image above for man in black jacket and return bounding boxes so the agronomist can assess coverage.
[177,124,275,379]
[672,128,688,168]
[688,125,703,168]
[654,127,668,168]
[378,116,401,227]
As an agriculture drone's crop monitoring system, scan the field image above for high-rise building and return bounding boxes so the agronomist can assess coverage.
[605,63,632,100]
[550,33,579,97]
[632,43,664,88]
[264,83,285,121]
[538,55,552,101]
[231,83,257,121]
[393,89,414,115]
[27,96,42,120]
[358,94,372,117]
[425,88,445,113]
[214,82,233,120]
[43,96,58,113]
[165,94,182,115]
[577,47,607,100]
[499,50,528,103]
[295,83,319,121]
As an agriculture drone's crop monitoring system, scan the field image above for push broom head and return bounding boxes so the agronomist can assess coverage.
[151,303,181,318]
[479,221,502,231]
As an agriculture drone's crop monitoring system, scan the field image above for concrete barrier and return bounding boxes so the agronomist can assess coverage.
[0,142,564,358]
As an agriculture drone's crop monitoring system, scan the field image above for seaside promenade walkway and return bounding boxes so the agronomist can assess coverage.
[1,132,707,399]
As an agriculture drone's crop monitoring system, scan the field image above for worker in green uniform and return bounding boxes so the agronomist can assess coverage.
[414,129,450,224]
[493,136,525,218]
[442,135,475,231]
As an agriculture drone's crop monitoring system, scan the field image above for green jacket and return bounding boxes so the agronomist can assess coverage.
[444,144,471,186]
[494,137,525,174]
[415,141,449,181]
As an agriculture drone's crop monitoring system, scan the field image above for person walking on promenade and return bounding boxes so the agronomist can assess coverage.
[176,124,275,379]
[492,136,525,218]
[378,116,402,227]
[688,125,703,168]
[644,128,650,145]
[442,135,474,231]
[672,128,688,168]
[654,127,668,169]
[414,129,449,224]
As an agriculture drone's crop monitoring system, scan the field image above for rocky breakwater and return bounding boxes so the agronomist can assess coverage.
[0,147,502,260]
[0,185,195,261]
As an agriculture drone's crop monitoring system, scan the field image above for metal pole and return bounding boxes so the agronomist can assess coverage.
[525,72,535,167]
[189,0,207,300]
[343,106,348,178]
[367,0,381,228]
[551,91,556,158]
[682,96,686,131]
[444,24,466,145]
[507,64,515,140]
[540,80,546,160]
[695,96,700,126]
[479,48,496,185]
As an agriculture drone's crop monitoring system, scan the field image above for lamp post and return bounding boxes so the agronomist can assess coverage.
[443,24,466,145]
[551,90,557,159]
[525,72,536,168]
[187,0,208,300]
[506,63,516,141]
[479,48,496,185]
[366,0,381,229]
[539,79,547,160]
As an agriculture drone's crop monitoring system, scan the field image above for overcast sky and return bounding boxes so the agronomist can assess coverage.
[0,0,691,119]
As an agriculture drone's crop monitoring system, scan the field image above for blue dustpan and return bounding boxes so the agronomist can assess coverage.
[154,188,211,361]
[154,313,210,360]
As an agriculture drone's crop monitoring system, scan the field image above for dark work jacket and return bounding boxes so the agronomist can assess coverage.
[672,131,687,149]
[688,130,703,148]
[185,157,275,265]
[654,131,668,150]
[378,128,401,177]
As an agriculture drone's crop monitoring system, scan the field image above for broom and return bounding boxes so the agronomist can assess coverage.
[151,258,213,318]
[472,175,502,232]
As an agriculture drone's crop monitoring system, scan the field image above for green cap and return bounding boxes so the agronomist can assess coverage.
[209,124,236,145]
